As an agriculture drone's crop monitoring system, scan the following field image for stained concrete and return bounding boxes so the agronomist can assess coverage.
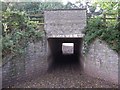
[84,39,118,84]
[44,9,86,37]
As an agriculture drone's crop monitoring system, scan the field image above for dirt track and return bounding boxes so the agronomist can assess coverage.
[12,62,118,88]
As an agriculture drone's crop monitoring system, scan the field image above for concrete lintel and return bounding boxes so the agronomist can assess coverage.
[44,9,87,12]
[47,34,85,38]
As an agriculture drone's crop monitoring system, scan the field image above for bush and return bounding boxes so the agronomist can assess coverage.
[84,17,119,54]
[2,10,44,58]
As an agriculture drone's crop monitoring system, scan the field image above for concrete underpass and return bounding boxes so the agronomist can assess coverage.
[2,9,118,88]
[44,9,86,70]
[47,38,84,70]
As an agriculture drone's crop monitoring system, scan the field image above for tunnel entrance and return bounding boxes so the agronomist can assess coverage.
[47,37,83,70]
[44,9,86,71]
[62,43,74,54]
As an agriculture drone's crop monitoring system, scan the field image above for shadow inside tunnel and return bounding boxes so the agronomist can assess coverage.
[47,38,84,73]
[48,54,83,72]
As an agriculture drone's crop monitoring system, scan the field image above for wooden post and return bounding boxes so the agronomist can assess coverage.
[103,13,106,27]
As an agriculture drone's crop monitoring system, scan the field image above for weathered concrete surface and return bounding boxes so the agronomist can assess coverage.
[84,39,118,84]
[118,53,120,86]
[2,37,47,88]
[44,9,86,37]
[25,38,47,76]
[0,67,2,89]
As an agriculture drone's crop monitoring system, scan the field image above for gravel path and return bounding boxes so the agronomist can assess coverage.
[12,63,118,88]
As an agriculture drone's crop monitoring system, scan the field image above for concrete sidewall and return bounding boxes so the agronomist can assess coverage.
[84,39,118,84]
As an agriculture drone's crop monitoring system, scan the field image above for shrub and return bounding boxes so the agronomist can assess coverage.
[84,17,119,54]
[2,10,44,58]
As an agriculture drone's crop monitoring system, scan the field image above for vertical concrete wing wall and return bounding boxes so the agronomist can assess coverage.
[44,9,86,37]
[85,39,118,84]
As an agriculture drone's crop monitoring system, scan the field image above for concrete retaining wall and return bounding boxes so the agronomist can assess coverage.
[2,37,47,87]
[84,39,118,84]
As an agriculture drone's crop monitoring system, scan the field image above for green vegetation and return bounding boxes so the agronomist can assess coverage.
[84,2,119,54]
[1,2,73,14]
[93,2,118,14]
[1,1,79,58]
[2,9,43,58]
[84,17,119,53]
[1,1,119,58]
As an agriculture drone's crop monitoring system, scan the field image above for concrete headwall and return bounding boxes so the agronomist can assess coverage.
[84,39,118,84]
[44,9,86,37]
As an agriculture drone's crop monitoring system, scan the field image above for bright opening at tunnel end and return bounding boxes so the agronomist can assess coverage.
[62,43,74,54]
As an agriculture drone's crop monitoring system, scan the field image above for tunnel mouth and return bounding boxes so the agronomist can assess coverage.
[47,38,83,71]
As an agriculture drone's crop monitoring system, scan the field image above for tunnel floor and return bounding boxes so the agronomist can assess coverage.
[48,54,83,72]
[12,55,118,88]
[5,53,118,88]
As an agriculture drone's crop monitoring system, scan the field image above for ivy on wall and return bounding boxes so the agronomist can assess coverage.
[2,10,44,58]
[84,17,119,54]
[84,1,119,54]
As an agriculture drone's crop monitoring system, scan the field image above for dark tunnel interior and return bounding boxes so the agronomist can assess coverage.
[47,38,84,71]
